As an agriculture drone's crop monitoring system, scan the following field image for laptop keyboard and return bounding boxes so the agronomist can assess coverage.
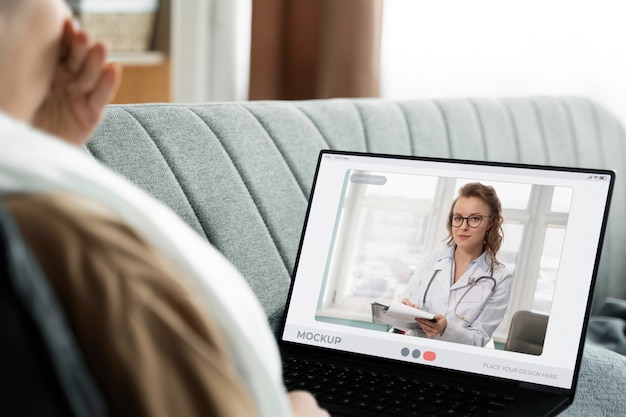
[283,356,516,417]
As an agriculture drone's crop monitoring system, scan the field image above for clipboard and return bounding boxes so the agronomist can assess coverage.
[371,301,435,329]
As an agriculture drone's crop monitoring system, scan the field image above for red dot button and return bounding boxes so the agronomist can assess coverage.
[424,351,437,361]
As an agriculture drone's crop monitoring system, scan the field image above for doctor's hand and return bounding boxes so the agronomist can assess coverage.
[400,298,420,309]
[33,19,121,146]
[417,314,447,338]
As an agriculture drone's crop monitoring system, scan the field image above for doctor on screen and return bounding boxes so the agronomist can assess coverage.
[400,182,513,347]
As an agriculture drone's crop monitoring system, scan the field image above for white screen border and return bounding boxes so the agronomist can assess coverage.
[281,151,614,391]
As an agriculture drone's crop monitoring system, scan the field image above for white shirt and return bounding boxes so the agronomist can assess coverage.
[402,245,513,347]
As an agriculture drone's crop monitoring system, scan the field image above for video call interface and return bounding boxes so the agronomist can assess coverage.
[282,152,612,390]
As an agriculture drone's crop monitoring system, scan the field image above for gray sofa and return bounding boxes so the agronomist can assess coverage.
[86,97,626,416]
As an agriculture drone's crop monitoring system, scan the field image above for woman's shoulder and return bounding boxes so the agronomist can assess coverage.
[492,262,513,281]
[423,246,454,263]
[414,247,453,274]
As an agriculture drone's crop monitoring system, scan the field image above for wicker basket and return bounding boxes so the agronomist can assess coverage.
[75,12,156,52]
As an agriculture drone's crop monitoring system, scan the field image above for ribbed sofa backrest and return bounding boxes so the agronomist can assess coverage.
[86,97,626,328]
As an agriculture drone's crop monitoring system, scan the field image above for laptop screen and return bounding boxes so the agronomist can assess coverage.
[281,150,614,391]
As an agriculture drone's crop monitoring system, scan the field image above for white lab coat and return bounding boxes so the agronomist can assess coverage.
[401,245,513,347]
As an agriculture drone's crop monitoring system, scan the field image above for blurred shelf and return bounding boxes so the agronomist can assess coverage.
[112,60,171,104]
[110,51,167,66]
[108,0,174,103]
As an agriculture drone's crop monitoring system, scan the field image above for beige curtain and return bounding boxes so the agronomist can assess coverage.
[250,0,383,100]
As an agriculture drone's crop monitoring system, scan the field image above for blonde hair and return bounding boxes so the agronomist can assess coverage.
[445,182,504,268]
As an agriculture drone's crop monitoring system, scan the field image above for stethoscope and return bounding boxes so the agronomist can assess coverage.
[421,267,497,326]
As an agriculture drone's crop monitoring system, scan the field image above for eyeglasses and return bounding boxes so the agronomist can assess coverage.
[451,214,492,228]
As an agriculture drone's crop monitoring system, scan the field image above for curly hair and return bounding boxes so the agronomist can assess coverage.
[445,182,504,269]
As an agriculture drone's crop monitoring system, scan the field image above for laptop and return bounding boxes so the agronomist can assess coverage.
[278,150,614,417]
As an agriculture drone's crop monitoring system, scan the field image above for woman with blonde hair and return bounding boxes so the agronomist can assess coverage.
[0,0,326,416]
